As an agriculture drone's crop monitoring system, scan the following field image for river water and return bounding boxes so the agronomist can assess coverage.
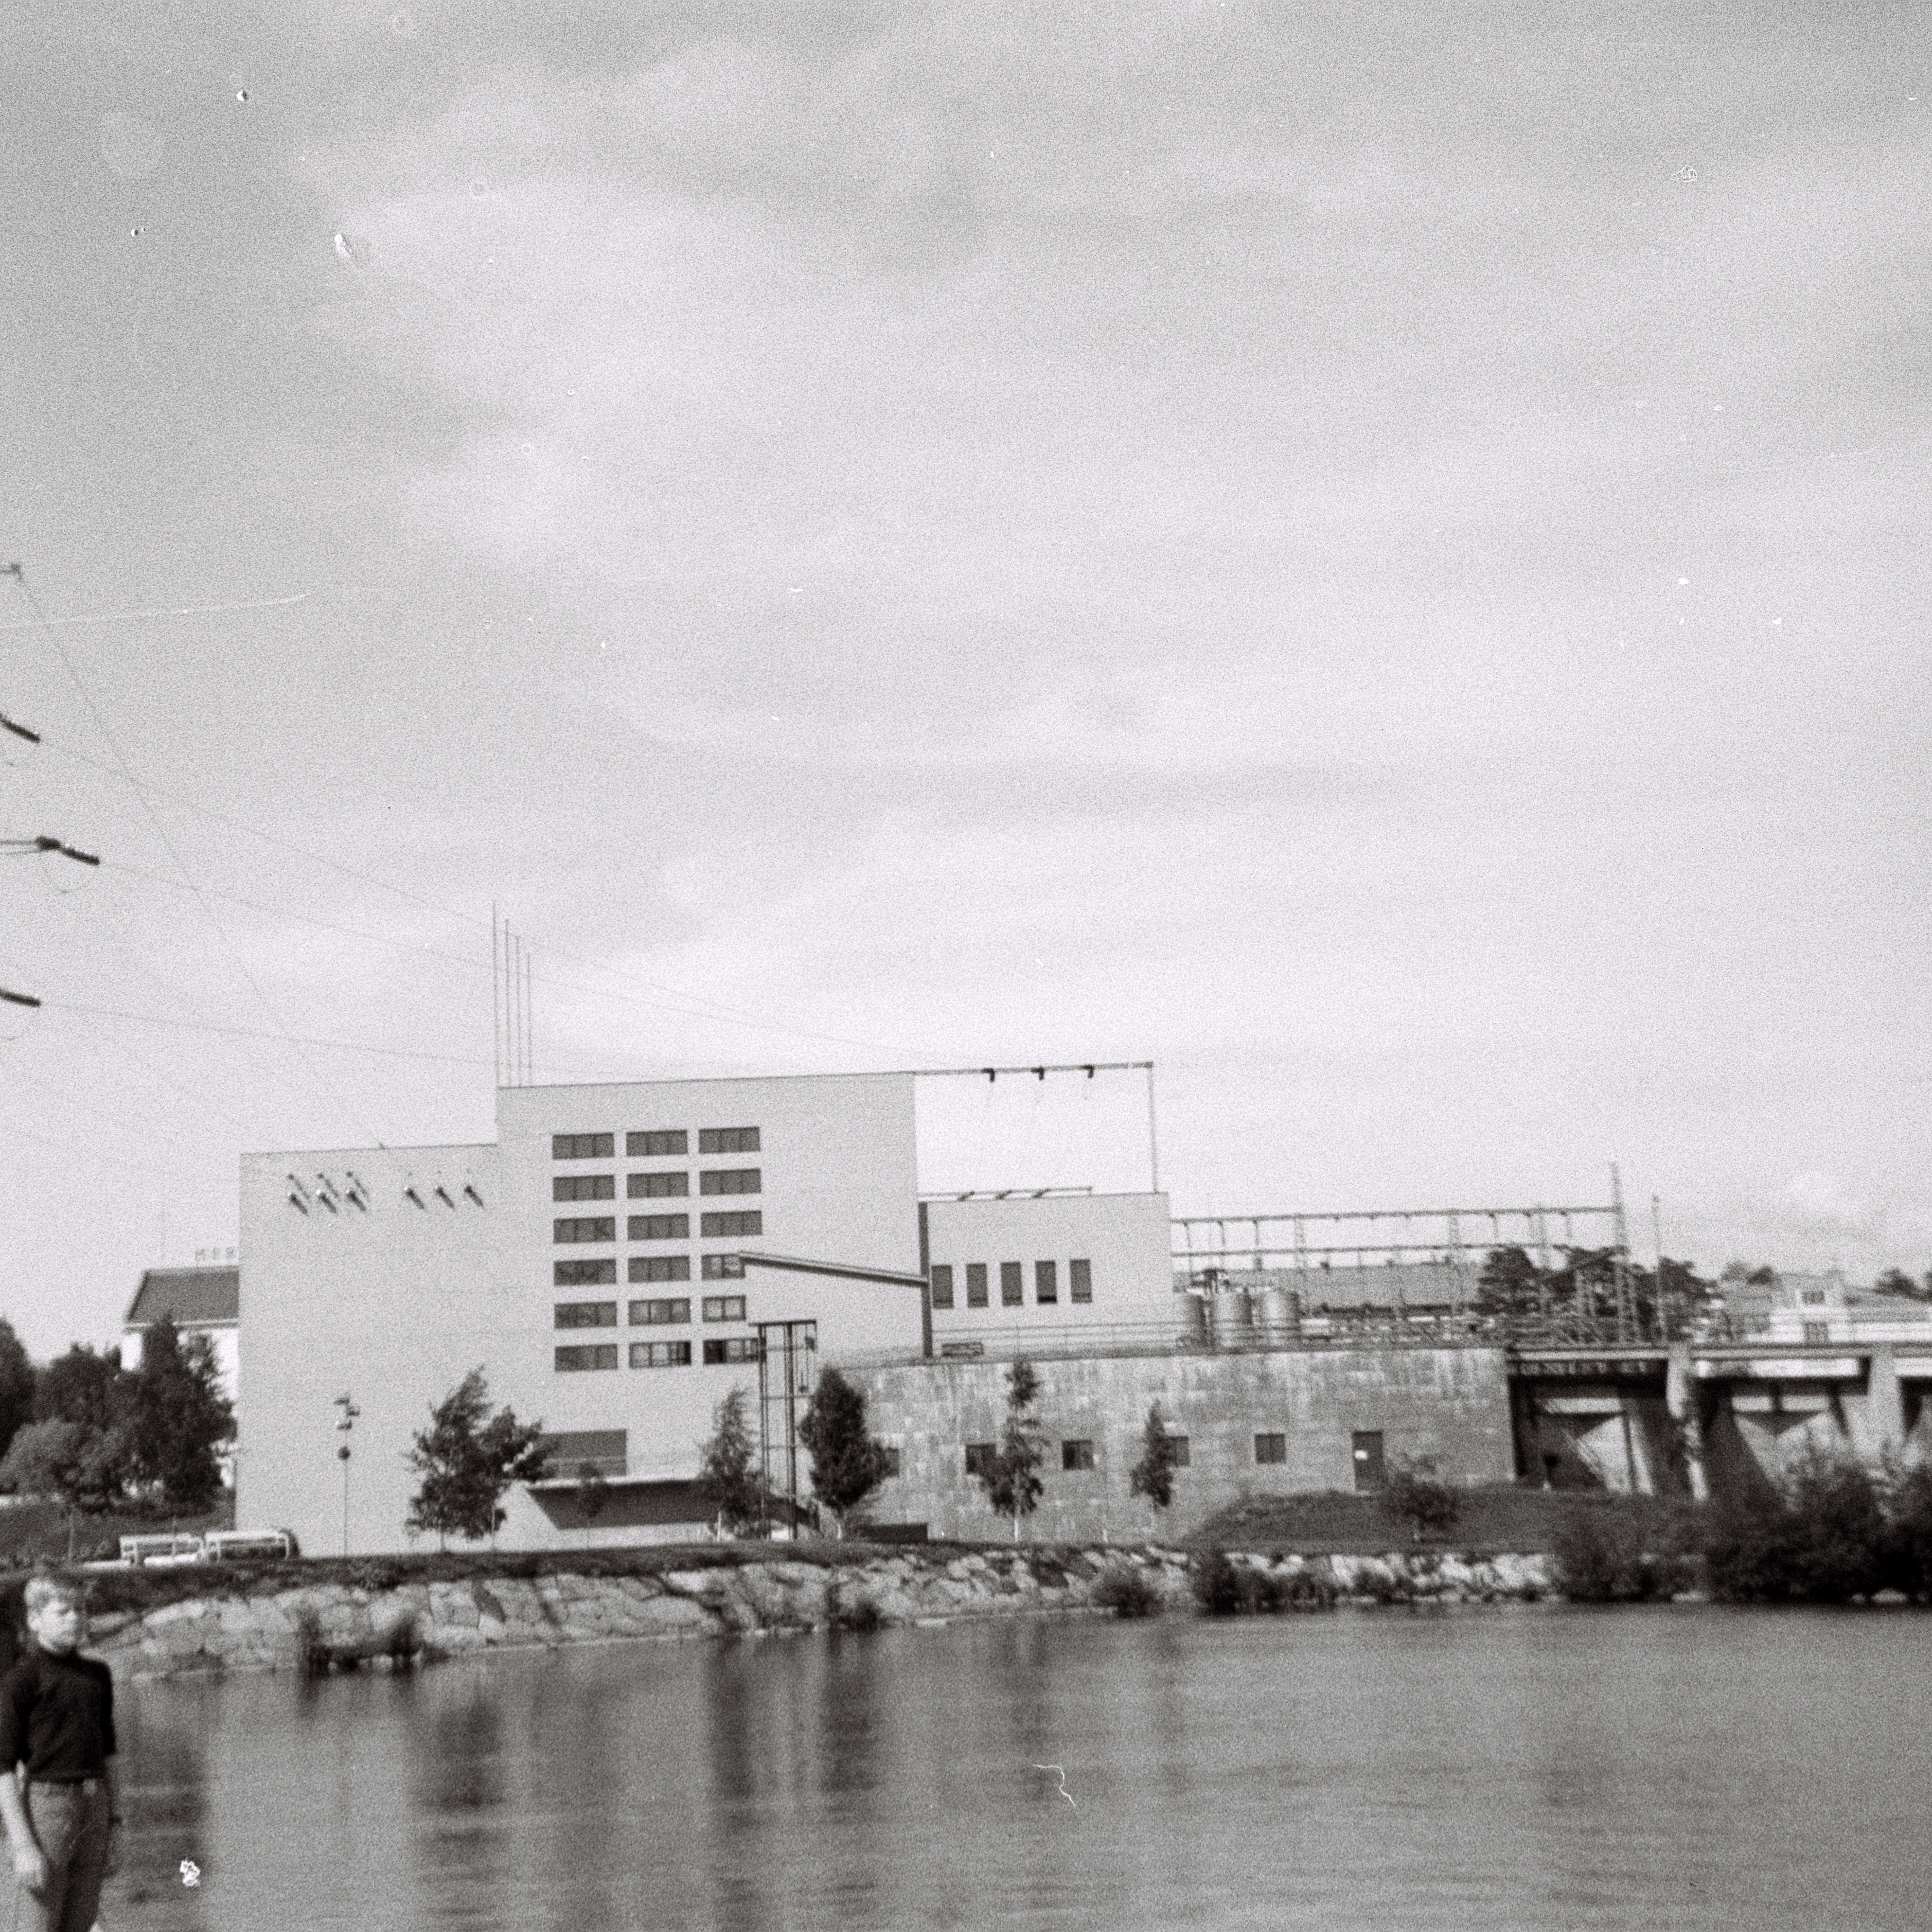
[100,1605,1931,1931]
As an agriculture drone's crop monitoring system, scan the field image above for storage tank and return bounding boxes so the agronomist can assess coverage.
[1180,1295,1208,1345]
[1260,1287,1294,1335]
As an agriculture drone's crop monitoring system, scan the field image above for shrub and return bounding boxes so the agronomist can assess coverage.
[1092,1567,1163,1619]
[1703,1447,1889,1604]
[1552,1511,1660,1602]
[1382,1462,1461,1543]
[832,1595,884,1633]
[1189,1549,1242,1616]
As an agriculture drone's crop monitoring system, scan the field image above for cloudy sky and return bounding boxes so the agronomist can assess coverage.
[2,1,1926,1359]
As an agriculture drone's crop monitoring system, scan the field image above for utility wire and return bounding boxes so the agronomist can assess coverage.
[6,567,387,1138]
[34,998,490,1065]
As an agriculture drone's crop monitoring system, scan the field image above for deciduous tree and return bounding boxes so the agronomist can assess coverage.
[979,1358,1045,1541]
[696,1386,763,1535]
[0,1419,125,1560]
[405,1369,550,1548]
[0,1319,34,1467]
[797,1367,889,1538]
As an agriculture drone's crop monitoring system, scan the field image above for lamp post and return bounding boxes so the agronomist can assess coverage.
[333,1394,360,1557]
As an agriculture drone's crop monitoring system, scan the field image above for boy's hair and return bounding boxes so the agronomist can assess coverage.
[23,1577,84,1618]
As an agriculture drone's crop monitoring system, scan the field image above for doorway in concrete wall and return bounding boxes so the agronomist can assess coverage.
[1352,1431,1386,1493]
[758,1320,818,1534]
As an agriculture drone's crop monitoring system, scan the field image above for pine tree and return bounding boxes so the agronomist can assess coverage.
[124,1316,234,1513]
[797,1367,889,1538]
[1129,1400,1181,1511]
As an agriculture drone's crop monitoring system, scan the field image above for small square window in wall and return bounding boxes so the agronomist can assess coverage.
[553,1174,614,1203]
[702,1255,747,1280]
[628,1214,689,1242]
[703,1295,747,1322]
[553,1133,614,1161]
[1000,1262,1024,1307]
[699,1168,761,1196]
[627,1171,688,1199]
[1254,1433,1287,1465]
[703,1337,762,1365]
[1061,1439,1095,1471]
[1035,1261,1058,1305]
[1069,1259,1092,1305]
[627,1130,687,1157]
[1803,1320,1830,1345]
[964,1443,996,1478]
[930,1264,955,1310]
[1168,1436,1191,1467]
[966,1264,989,1309]
[698,1127,760,1155]
[555,1259,616,1287]
[554,1301,617,1329]
[701,1211,762,1238]
[879,1446,902,1478]
[629,1298,690,1326]
[630,1341,691,1369]
[555,1345,618,1371]
[554,1217,615,1244]
[630,1255,690,1284]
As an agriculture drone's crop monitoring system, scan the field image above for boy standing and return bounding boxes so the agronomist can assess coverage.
[0,1579,121,1932]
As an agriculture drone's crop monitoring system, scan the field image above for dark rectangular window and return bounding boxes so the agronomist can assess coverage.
[1255,1433,1288,1466]
[555,1344,618,1371]
[536,1430,626,1477]
[553,1174,614,1202]
[703,1337,762,1365]
[555,1258,616,1287]
[628,1214,689,1242]
[699,1168,761,1196]
[1070,1259,1092,1305]
[627,1129,688,1157]
[879,1446,902,1477]
[703,1295,747,1322]
[966,1263,989,1308]
[628,1298,690,1326]
[1169,1436,1191,1468]
[627,1171,688,1199]
[964,1443,996,1478]
[930,1264,955,1310]
[554,1301,617,1329]
[1061,1439,1095,1471]
[1035,1261,1058,1305]
[630,1341,691,1369]
[553,1133,614,1160]
[1802,1320,1830,1345]
[699,1127,760,1154]
[554,1217,616,1244]
[1000,1262,1023,1307]
[701,1210,762,1238]
[629,1255,690,1284]
[702,1254,746,1280]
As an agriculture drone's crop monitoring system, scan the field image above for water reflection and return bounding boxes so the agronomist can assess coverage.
[91,1608,1932,1932]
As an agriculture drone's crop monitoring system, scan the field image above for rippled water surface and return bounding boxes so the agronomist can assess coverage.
[101,1605,1932,1930]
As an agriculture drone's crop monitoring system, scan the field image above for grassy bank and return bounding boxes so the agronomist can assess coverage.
[0,1494,236,1568]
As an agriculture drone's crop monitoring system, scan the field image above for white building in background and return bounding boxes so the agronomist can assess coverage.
[122,1260,240,1395]
[237,1072,1172,1556]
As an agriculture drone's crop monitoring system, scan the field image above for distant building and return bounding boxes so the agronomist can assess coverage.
[122,1262,240,1395]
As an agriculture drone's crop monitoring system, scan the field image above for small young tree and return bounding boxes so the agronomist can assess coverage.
[798,1367,890,1539]
[1382,1458,1461,1544]
[576,1462,611,1547]
[405,1369,550,1549]
[1129,1400,1181,1511]
[697,1386,763,1536]
[980,1358,1046,1542]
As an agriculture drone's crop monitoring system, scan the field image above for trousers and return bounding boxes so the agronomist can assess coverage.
[11,1783,108,1932]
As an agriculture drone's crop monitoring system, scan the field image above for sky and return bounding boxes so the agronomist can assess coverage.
[2,0,1927,1361]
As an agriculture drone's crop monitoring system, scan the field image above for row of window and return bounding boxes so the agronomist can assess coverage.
[930,1260,1092,1310]
[554,1212,764,1244]
[555,1295,747,1329]
[556,1338,762,1371]
[960,1435,1284,1472]
[554,1128,760,1161]
[553,1169,761,1202]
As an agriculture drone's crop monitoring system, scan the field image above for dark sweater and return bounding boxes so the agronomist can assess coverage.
[0,1645,116,1780]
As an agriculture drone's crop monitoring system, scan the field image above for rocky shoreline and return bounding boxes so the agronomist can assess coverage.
[88,1547,1558,1681]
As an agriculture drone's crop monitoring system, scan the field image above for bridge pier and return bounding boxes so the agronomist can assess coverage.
[1861,1342,1904,1458]
[1667,1343,1709,1502]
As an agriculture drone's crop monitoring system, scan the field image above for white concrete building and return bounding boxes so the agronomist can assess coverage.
[237,1073,1172,1554]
